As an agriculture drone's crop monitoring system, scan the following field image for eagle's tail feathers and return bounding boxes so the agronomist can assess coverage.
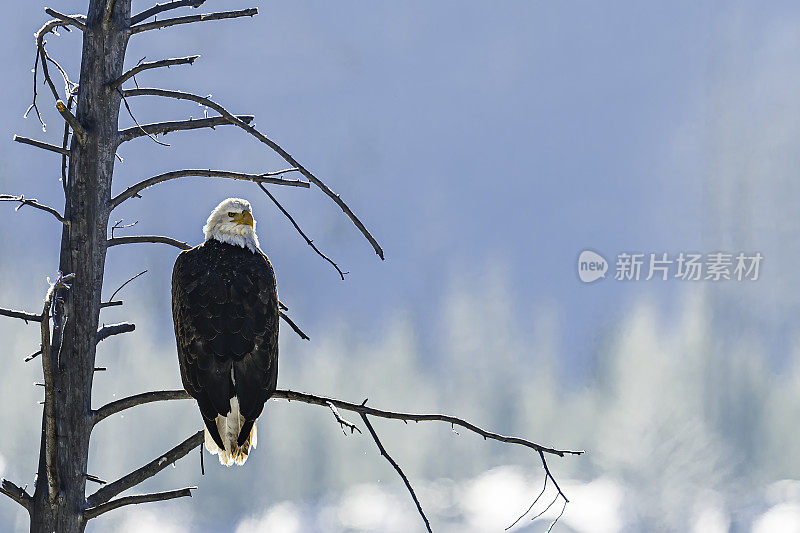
[204,396,257,466]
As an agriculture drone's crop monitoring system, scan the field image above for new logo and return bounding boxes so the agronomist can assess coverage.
[578,250,608,283]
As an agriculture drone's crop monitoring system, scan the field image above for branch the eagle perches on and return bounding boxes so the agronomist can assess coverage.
[0,2,583,531]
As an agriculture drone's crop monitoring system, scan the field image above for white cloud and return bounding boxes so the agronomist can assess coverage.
[115,508,191,533]
[235,502,302,533]
[561,477,624,533]
[753,503,800,533]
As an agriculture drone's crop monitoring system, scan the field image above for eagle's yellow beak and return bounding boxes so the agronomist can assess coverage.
[235,210,254,227]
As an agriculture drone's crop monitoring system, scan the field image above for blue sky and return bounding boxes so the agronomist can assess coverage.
[2,2,800,529]
[0,2,796,378]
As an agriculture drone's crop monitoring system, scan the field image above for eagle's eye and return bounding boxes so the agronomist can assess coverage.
[227,212,237,218]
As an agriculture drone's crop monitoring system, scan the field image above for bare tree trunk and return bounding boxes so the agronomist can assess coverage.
[29,1,131,531]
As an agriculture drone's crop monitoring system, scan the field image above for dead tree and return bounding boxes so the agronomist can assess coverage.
[0,2,583,532]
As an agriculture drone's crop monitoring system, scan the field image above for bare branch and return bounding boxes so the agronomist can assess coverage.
[131,8,258,34]
[0,307,43,323]
[111,56,200,90]
[26,17,85,128]
[279,311,310,341]
[111,219,138,238]
[360,413,431,533]
[131,0,207,25]
[108,270,148,302]
[86,432,203,506]
[117,115,253,144]
[259,184,346,280]
[96,323,135,344]
[121,88,384,259]
[327,401,361,435]
[43,9,86,31]
[92,387,582,458]
[0,194,68,224]
[43,50,76,98]
[84,487,195,520]
[109,168,306,210]
[13,135,71,156]
[100,301,123,309]
[36,20,79,102]
[539,449,570,503]
[278,390,584,457]
[83,473,107,485]
[93,390,192,426]
[107,235,191,250]
[0,479,32,512]
[55,100,86,144]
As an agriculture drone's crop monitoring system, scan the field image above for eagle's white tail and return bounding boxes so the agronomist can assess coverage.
[204,396,258,466]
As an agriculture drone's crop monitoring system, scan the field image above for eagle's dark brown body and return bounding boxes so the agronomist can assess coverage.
[171,238,279,457]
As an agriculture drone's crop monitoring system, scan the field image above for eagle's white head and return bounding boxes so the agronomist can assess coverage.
[203,198,260,253]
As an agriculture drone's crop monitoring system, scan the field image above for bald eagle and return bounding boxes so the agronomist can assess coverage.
[172,198,278,466]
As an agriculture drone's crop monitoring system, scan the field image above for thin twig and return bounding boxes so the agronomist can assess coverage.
[327,401,361,435]
[117,115,254,144]
[258,184,346,280]
[279,311,309,340]
[545,499,567,533]
[96,323,135,344]
[84,487,195,520]
[109,168,306,209]
[506,476,547,530]
[107,236,191,250]
[111,56,200,90]
[131,0,207,25]
[0,194,68,224]
[13,135,71,156]
[360,412,432,533]
[24,46,45,129]
[0,479,32,512]
[122,88,384,259]
[530,493,559,522]
[43,50,76,98]
[86,432,203,506]
[118,89,170,147]
[55,100,86,144]
[108,270,147,302]
[131,8,258,34]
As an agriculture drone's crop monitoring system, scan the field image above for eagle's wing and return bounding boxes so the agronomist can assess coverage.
[171,243,279,449]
